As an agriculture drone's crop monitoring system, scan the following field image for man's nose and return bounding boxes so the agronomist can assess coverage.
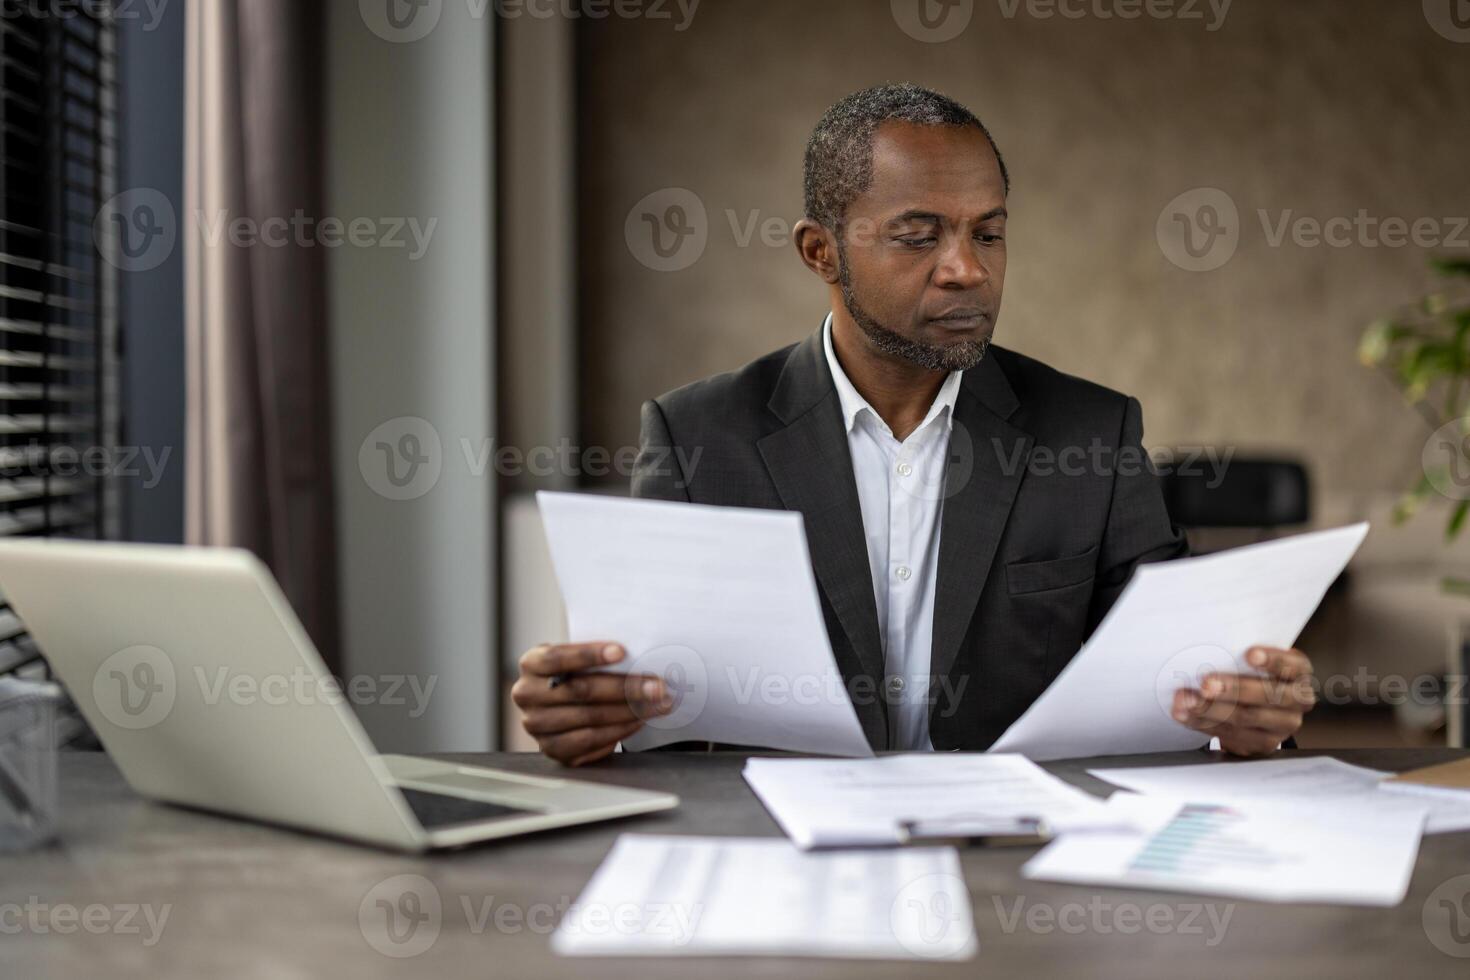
[933,241,989,289]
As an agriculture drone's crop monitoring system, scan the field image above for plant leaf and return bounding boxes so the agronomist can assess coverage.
[1441,576,1470,597]
[1449,499,1470,541]
[1431,257,1470,278]
[1394,474,1436,524]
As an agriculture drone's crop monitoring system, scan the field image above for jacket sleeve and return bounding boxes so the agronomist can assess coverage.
[1086,396,1190,635]
[630,398,693,503]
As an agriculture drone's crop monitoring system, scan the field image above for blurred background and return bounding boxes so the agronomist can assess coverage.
[4,0,1470,753]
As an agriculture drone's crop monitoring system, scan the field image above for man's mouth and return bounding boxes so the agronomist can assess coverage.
[928,309,989,330]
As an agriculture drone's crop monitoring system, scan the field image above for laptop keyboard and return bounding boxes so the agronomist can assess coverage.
[397,787,537,829]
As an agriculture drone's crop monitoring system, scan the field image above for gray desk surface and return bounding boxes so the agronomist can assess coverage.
[7,748,1470,979]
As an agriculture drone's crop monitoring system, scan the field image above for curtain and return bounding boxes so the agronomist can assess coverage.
[184,0,339,670]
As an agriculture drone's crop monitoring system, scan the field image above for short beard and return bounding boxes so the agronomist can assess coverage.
[838,246,990,373]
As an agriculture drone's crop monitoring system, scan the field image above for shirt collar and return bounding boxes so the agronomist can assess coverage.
[822,313,964,437]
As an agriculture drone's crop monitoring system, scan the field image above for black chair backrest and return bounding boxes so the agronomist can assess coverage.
[1161,457,1310,529]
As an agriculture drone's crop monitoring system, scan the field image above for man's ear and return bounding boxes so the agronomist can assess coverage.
[793,219,840,284]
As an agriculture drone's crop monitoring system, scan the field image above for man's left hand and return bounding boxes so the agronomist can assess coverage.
[1171,646,1318,757]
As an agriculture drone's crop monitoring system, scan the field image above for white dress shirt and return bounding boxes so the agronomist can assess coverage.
[822,315,964,751]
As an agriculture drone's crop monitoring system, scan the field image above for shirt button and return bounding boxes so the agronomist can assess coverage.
[885,675,906,699]
[897,462,913,477]
[895,565,912,582]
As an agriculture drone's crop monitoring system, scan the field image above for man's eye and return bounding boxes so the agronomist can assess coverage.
[899,236,937,247]
[976,233,1004,244]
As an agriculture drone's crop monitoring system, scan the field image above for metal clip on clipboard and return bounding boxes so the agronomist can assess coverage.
[895,815,1053,848]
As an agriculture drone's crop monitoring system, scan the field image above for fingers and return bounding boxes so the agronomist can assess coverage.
[1197,673,1317,712]
[1172,661,1309,755]
[538,721,644,767]
[1174,691,1303,734]
[513,641,675,766]
[569,738,624,768]
[1169,648,1317,752]
[1213,723,1283,758]
[521,702,648,736]
[1243,646,1313,681]
[512,670,666,710]
[519,641,626,678]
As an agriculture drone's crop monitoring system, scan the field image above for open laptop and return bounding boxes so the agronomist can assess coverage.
[0,539,676,852]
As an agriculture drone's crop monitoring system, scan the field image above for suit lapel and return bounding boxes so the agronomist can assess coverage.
[757,332,887,741]
[930,354,1033,686]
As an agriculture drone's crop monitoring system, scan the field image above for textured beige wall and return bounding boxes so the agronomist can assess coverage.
[576,0,1470,503]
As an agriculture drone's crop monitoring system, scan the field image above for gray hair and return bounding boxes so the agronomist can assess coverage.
[803,83,1009,232]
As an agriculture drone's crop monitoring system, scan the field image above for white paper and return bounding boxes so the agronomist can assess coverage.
[1091,755,1470,834]
[537,492,872,756]
[990,524,1369,760]
[551,834,977,960]
[1023,792,1426,907]
[1381,779,1470,818]
[744,753,1121,849]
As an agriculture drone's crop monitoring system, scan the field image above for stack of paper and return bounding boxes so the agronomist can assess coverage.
[552,834,977,960]
[1089,756,1470,834]
[1022,793,1427,907]
[743,754,1120,849]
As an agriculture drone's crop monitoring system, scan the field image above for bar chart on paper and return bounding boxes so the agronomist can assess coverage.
[1127,805,1279,877]
[1022,793,1425,906]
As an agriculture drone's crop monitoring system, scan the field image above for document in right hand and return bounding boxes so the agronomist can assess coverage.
[537,492,872,756]
[990,523,1368,760]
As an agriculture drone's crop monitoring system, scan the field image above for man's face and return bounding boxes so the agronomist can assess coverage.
[837,121,1008,372]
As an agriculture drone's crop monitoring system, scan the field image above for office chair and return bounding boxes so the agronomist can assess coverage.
[1161,457,1311,533]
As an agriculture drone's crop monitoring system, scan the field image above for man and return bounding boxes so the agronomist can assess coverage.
[513,84,1317,766]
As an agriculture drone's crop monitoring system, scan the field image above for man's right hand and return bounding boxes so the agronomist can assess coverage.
[512,642,671,766]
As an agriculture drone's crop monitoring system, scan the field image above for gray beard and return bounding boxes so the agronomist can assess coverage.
[838,253,990,373]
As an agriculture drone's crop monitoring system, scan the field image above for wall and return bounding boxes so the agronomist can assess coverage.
[498,13,579,744]
[326,0,497,751]
[576,0,1470,513]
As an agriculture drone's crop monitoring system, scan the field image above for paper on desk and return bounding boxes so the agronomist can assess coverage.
[536,492,872,756]
[551,834,977,959]
[1381,773,1470,816]
[1023,792,1426,907]
[1091,755,1470,835]
[743,754,1122,849]
[989,524,1369,761]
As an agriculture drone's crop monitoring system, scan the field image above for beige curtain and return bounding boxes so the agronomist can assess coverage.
[184,0,339,670]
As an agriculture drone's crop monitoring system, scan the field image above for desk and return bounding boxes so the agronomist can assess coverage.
[6,748,1470,979]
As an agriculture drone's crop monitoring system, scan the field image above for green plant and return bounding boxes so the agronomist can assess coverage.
[1360,258,1470,592]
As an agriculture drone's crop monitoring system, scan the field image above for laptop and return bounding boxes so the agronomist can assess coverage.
[0,538,677,852]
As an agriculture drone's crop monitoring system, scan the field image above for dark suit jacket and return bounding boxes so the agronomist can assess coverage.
[630,327,1189,752]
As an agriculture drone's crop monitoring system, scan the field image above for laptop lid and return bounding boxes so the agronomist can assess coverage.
[0,539,427,850]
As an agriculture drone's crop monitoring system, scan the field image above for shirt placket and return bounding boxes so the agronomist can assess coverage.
[885,425,921,735]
